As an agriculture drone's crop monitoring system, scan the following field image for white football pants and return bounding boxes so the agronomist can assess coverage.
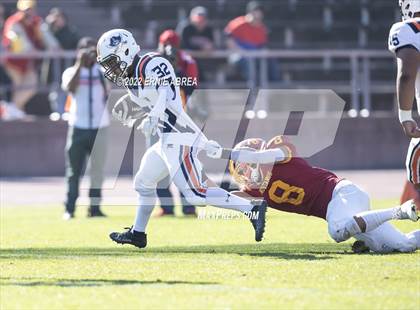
[326,180,417,253]
[406,138,420,185]
[134,140,207,206]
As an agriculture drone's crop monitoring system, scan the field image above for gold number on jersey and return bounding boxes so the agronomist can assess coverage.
[268,180,305,206]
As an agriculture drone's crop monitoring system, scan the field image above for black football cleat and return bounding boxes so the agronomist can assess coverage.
[87,206,107,218]
[249,200,267,242]
[109,227,147,248]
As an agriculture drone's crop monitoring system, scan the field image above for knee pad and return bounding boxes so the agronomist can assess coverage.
[329,218,360,243]
[398,235,417,253]
[360,232,417,253]
[397,243,416,253]
[134,175,156,197]
[374,239,417,253]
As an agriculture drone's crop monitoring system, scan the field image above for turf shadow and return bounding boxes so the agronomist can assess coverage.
[0,243,346,260]
[147,243,343,260]
[0,277,218,287]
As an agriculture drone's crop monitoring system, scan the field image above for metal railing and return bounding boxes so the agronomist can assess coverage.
[0,49,395,114]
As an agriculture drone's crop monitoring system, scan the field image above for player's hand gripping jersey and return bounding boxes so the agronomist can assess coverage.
[236,136,341,219]
[388,17,420,106]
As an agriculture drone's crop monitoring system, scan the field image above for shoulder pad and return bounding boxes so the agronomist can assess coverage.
[388,20,420,53]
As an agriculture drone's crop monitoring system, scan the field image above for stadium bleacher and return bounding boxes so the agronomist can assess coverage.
[116,0,399,112]
[1,0,401,112]
[116,0,398,48]
[3,0,399,50]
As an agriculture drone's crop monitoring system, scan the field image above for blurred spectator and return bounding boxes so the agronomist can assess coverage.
[0,4,6,47]
[225,1,279,81]
[154,29,201,216]
[45,8,79,50]
[159,29,208,133]
[178,6,214,51]
[0,4,13,106]
[44,8,79,114]
[61,37,109,220]
[177,6,215,82]
[2,0,58,110]
[158,30,199,107]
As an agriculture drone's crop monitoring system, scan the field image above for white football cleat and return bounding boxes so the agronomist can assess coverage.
[399,200,419,222]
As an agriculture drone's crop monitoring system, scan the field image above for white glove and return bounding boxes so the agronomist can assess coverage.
[112,106,134,127]
[137,116,159,136]
[204,140,223,159]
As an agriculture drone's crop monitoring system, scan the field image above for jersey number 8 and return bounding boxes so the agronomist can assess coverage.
[268,180,305,206]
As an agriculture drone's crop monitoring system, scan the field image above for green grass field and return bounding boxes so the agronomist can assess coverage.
[1,200,419,309]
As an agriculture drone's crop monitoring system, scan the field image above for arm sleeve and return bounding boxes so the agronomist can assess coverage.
[230,148,286,164]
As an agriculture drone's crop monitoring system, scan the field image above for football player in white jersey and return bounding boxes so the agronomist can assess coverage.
[96,29,267,248]
[388,0,420,209]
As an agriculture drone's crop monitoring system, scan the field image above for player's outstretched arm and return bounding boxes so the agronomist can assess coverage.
[228,148,288,164]
[396,48,420,138]
[230,190,255,200]
[206,143,289,164]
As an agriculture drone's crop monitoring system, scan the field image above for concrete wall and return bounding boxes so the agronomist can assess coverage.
[0,116,408,177]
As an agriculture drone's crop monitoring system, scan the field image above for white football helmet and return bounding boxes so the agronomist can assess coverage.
[97,29,140,82]
[400,0,420,20]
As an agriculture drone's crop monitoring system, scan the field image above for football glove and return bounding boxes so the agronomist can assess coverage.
[112,108,134,127]
[204,140,223,159]
[137,115,159,136]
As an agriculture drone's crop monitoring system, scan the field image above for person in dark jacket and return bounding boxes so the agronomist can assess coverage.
[45,8,79,50]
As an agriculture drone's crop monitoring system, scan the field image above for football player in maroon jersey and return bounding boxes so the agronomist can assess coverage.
[226,135,420,253]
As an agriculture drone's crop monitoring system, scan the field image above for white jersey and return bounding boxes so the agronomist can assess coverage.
[125,52,204,146]
[388,17,420,113]
[123,53,209,205]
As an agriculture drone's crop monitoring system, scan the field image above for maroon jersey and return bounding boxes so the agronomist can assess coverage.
[244,136,340,219]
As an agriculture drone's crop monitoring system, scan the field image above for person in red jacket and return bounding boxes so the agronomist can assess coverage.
[224,1,279,82]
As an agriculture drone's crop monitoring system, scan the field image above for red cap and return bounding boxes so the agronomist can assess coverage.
[159,30,180,48]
